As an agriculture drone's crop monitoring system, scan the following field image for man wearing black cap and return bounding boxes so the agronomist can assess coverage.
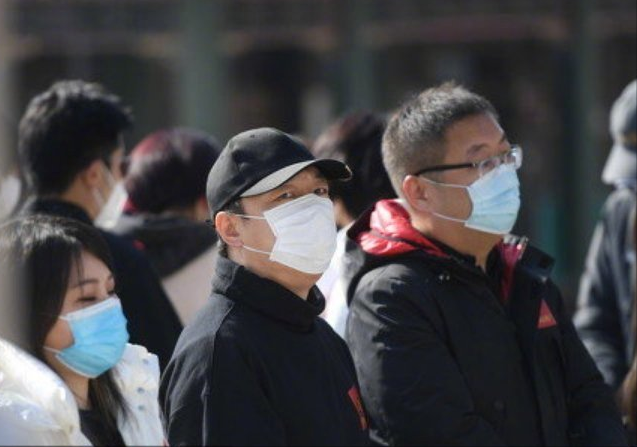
[575,80,637,390]
[159,128,369,446]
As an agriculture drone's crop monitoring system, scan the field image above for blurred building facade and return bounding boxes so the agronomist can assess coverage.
[0,0,635,309]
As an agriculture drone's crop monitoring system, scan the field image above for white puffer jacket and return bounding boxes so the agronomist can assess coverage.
[0,339,165,446]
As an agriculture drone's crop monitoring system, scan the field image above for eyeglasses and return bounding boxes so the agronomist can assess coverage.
[414,145,523,178]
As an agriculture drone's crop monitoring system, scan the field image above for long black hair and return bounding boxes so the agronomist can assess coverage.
[0,214,128,434]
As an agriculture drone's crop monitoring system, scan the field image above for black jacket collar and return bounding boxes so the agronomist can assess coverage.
[211,256,326,332]
[21,198,93,226]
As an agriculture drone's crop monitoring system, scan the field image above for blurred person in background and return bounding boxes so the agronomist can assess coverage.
[16,80,182,369]
[617,203,636,444]
[113,128,222,325]
[160,128,369,446]
[0,215,164,445]
[345,83,626,446]
[0,165,21,223]
[575,80,637,390]
[0,155,24,345]
[312,111,395,337]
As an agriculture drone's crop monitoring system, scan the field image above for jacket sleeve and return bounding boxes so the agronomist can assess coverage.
[550,281,628,446]
[346,270,505,446]
[574,197,629,389]
[163,333,286,446]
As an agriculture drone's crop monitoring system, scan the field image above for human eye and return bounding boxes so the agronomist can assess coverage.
[479,157,498,175]
[276,191,294,200]
[77,296,97,305]
[314,187,329,197]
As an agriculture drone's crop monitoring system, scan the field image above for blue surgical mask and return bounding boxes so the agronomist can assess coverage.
[44,297,129,378]
[424,164,521,235]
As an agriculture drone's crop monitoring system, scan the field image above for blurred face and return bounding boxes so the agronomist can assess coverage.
[217,166,331,297]
[97,144,125,201]
[43,250,116,371]
[0,170,21,221]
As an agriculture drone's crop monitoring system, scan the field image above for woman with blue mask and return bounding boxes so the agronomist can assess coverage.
[0,215,165,446]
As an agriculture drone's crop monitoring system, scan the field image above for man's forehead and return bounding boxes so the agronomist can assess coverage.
[443,115,506,158]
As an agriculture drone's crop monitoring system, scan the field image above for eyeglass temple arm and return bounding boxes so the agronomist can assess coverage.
[414,162,476,176]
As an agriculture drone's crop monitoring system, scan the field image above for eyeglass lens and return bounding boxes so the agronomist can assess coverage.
[478,147,522,177]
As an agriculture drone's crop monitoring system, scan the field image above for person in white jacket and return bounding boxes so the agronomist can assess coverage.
[311,112,395,337]
[0,215,165,446]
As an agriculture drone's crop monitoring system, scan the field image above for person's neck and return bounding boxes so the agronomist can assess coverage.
[56,187,97,221]
[53,365,91,410]
[412,215,498,271]
[254,267,314,300]
[229,251,314,300]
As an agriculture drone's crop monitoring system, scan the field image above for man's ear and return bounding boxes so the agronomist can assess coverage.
[402,175,430,213]
[215,211,243,248]
[79,159,105,190]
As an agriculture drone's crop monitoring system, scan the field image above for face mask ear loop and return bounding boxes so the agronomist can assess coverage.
[429,210,468,224]
[100,161,116,190]
[242,244,272,256]
[43,346,62,355]
[418,176,471,224]
[228,213,272,255]
[230,213,267,220]
[419,175,469,190]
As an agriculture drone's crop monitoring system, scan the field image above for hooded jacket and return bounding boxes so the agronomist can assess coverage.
[113,213,217,324]
[345,200,626,446]
[0,339,165,446]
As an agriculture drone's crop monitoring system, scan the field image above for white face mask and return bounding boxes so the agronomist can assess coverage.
[0,174,21,221]
[94,163,127,229]
[234,194,338,274]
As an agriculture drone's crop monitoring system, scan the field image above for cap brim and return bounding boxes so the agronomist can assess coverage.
[241,159,352,197]
[602,143,637,185]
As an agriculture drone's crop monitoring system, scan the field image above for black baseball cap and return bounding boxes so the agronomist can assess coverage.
[206,127,352,218]
[602,80,636,185]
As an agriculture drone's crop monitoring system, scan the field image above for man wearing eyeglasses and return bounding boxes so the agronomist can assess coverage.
[345,83,627,446]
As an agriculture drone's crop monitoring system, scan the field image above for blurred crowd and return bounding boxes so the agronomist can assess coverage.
[0,78,635,446]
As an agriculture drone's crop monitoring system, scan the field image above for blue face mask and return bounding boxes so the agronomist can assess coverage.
[424,164,521,235]
[45,297,129,378]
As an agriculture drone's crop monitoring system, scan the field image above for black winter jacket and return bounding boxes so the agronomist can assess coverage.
[159,256,370,446]
[575,187,636,389]
[22,198,182,369]
[345,200,626,446]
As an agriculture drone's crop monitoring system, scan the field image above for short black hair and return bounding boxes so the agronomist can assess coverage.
[312,111,395,218]
[18,80,133,195]
[382,82,498,196]
[216,199,244,258]
[125,128,222,214]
